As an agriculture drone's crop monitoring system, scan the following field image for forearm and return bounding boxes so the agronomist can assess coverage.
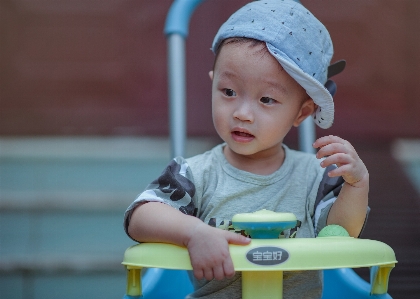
[327,174,369,237]
[127,202,203,247]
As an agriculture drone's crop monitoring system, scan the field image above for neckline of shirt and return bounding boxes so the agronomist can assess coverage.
[215,143,293,186]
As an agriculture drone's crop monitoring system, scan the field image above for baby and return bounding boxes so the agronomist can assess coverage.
[124,1,369,298]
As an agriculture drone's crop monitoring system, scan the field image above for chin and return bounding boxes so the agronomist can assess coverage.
[233,143,284,157]
[226,143,259,156]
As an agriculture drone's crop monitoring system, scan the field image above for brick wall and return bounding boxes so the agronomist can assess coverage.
[1,0,419,140]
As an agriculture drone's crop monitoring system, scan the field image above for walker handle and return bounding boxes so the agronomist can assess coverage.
[164,0,206,38]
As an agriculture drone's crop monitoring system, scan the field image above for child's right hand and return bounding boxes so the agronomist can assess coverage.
[186,223,251,281]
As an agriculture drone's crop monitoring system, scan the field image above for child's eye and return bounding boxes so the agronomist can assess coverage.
[223,89,236,97]
[260,97,277,104]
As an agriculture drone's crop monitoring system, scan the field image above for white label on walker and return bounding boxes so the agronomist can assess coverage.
[246,247,289,266]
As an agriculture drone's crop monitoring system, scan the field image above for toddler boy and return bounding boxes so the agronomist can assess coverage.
[124,1,369,298]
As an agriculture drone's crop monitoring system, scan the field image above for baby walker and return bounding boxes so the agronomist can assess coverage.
[122,1,397,298]
[122,210,396,299]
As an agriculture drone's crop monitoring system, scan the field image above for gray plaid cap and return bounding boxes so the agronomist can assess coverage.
[212,0,334,129]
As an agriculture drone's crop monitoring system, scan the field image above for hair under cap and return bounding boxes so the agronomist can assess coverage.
[212,0,335,129]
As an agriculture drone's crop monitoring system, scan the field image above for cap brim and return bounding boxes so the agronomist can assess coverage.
[266,43,334,129]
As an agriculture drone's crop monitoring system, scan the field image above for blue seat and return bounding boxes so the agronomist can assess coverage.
[140,268,392,299]
[141,269,192,299]
[323,268,392,299]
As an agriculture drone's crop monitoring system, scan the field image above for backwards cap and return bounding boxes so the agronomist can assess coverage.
[212,0,335,129]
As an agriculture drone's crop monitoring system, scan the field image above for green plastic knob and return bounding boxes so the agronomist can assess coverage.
[318,225,350,237]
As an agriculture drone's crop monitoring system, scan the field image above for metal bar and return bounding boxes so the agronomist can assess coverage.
[298,117,316,154]
[164,0,206,38]
[167,34,187,158]
[165,0,205,158]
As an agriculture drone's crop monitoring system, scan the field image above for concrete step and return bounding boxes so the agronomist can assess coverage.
[0,272,127,299]
[0,137,217,299]
[0,136,217,211]
[0,209,134,299]
[0,210,134,265]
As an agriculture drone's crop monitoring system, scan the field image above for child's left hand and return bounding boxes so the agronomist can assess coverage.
[313,135,368,188]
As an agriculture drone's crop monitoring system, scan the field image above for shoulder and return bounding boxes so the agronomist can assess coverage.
[164,145,222,180]
[185,144,224,173]
[282,146,327,198]
[284,146,322,173]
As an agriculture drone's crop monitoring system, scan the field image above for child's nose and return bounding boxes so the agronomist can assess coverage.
[233,101,254,123]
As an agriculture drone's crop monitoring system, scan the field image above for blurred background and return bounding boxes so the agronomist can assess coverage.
[0,0,419,298]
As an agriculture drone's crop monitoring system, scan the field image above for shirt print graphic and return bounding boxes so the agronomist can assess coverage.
[152,159,197,216]
[208,217,301,239]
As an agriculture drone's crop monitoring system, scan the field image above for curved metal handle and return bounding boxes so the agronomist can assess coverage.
[165,0,206,158]
[164,0,206,38]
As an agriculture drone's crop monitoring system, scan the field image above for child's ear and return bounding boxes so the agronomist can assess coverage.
[209,71,214,81]
[293,98,316,127]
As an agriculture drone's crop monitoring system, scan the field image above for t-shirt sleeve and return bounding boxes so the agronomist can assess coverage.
[312,164,370,237]
[123,157,197,240]
[313,164,344,235]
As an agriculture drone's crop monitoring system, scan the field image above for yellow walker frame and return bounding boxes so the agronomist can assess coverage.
[122,210,396,298]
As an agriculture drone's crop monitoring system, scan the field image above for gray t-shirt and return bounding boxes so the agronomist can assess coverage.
[124,144,345,299]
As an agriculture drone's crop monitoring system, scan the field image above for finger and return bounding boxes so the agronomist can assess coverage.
[226,232,251,245]
[213,265,225,281]
[223,257,236,278]
[203,268,214,281]
[321,153,352,168]
[316,143,349,159]
[193,268,204,280]
[313,135,346,148]
[326,164,353,177]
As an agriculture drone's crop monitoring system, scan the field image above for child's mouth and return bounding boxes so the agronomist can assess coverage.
[232,130,255,142]
[234,131,254,137]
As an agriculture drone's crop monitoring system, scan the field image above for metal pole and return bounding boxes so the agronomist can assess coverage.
[298,117,316,154]
[167,34,187,158]
[165,0,205,158]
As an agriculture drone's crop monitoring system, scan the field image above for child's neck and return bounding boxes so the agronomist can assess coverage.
[223,145,285,175]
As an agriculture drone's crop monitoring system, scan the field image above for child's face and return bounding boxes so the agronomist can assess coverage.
[210,41,314,160]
